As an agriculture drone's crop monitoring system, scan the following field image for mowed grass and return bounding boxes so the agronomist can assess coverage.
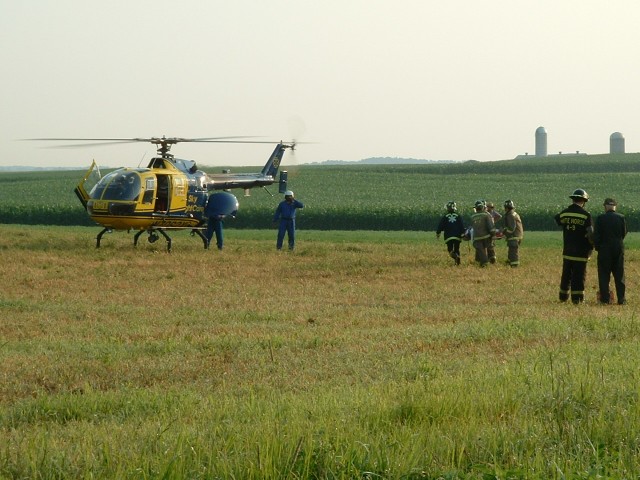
[1,225,640,478]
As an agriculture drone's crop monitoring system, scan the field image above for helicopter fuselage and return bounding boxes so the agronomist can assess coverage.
[83,164,208,230]
[73,141,292,250]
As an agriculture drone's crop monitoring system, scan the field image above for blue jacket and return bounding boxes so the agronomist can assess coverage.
[274,199,304,221]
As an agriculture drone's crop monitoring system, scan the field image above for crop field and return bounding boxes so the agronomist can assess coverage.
[1,152,640,230]
[1,225,640,478]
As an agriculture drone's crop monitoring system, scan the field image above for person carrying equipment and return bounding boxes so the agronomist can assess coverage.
[436,201,465,265]
[486,202,502,226]
[470,199,496,267]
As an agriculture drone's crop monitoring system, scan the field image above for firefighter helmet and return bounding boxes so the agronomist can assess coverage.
[504,199,515,209]
[446,201,457,212]
[569,189,589,202]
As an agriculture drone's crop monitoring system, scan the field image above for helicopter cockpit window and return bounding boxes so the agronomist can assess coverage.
[174,159,197,174]
[90,171,141,202]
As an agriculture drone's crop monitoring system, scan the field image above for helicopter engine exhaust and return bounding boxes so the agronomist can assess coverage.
[278,171,288,194]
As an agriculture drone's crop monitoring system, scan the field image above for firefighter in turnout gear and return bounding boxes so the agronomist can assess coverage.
[485,201,500,261]
[436,201,465,265]
[502,199,523,267]
[471,200,496,267]
[593,197,627,305]
[554,188,593,304]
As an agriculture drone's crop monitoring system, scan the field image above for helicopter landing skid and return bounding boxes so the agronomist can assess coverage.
[190,229,209,249]
[96,228,112,248]
[134,228,172,252]
[95,227,208,252]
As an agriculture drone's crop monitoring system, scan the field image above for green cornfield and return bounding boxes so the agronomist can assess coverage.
[2,152,640,230]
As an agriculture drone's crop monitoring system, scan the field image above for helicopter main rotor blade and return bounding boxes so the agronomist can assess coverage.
[190,139,286,144]
[26,137,140,142]
[32,140,141,149]
[23,137,314,151]
[24,136,269,147]
[26,136,262,142]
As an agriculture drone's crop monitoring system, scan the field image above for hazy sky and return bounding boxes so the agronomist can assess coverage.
[2,0,639,168]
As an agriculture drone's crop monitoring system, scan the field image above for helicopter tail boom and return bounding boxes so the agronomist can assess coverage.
[205,142,293,191]
[261,142,291,177]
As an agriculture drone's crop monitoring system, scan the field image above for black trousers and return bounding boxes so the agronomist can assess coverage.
[559,259,588,304]
[597,247,625,304]
[446,240,461,257]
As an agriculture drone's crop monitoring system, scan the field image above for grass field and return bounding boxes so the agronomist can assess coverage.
[1,225,640,478]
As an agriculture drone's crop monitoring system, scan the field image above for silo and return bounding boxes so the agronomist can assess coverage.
[610,132,625,154]
[535,126,547,157]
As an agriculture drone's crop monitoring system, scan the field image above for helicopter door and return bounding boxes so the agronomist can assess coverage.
[155,175,169,213]
[74,160,101,209]
[141,176,155,205]
[170,176,188,212]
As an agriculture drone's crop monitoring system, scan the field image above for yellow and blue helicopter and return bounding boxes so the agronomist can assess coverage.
[63,136,295,251]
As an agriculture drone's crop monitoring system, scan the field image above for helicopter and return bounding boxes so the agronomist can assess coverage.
[52,136,296,251]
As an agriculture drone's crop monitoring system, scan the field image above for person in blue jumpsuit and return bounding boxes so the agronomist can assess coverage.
[205,215,224,250]
[204,196,225,250]
[273,190,304,250]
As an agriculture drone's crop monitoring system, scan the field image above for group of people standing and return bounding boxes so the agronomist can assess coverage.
[436,188,627,305]
[436,199,523,268]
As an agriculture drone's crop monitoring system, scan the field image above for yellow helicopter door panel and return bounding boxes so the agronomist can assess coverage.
[74,160,100,209]
[137,174,156,213]
[170,176,188,212]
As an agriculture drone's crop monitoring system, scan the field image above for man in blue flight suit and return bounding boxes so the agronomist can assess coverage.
[204,195,225,250]
[273,190,304,250]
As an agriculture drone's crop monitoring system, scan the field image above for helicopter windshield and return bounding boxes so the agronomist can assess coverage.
[90,170,141,201]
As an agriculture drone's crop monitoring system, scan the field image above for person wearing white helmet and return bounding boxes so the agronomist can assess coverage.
[554,188,594,304]
[273,190,304,250]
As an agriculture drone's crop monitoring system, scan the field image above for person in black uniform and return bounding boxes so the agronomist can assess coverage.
[554,189,593,304]
[436,201,465,265]
[593,197,627,305]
